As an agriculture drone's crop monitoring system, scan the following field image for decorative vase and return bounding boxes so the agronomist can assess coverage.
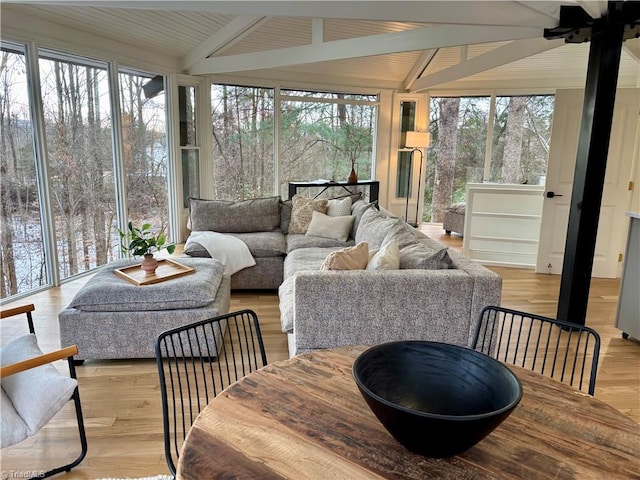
[141,253,158,275]
[347,164,358,183]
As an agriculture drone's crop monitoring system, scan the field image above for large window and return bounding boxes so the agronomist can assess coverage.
[119,71,169,235]
[426,95,553,222]
[1,42,170,301]
[211,85,275,200]
[0,46,47,297]
[280,89,377,193]
[39,52,117,280]
[211,84,378,200]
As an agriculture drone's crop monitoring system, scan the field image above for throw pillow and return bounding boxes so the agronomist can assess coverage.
[350,200,374,239]
[320,242,369,271]
[280,199,292,234]
[306,211,354,242]
[327,197,352,217]
[1,389,29,447]
[0,334,77,436]
[367,240,400,270]
[356,208,402,249]
[288,196,328,234]
[399,242,454,270]
[189,196,281,233]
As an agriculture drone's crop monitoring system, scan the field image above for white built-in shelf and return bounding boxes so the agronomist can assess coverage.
[463,183,544,268]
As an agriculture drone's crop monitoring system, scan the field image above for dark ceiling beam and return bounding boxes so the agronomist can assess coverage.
[543,1,640,325]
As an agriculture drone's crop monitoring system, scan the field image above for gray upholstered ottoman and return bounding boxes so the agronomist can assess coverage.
[58,257,230,361]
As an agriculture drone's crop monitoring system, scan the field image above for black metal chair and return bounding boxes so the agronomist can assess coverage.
[471,306,601,395]
[0,304,88,479]
[155,309,268,476]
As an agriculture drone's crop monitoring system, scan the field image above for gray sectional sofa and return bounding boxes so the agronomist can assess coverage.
[184,195,502,356]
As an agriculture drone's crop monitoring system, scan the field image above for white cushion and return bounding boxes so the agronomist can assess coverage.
[327,197,352,216]
[367,240,400,270]
[306,211,354,242]
[1,388,29,447]
[0,334,77,435]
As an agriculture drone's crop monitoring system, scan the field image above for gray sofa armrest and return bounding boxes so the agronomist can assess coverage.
[289,268,498,354]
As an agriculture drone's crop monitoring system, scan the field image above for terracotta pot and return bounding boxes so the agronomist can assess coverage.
[141,253,158,275]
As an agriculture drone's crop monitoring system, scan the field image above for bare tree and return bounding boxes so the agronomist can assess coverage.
[501,96,527,183]
[432,97,460,222]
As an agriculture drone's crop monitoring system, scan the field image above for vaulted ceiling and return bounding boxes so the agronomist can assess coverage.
[3,1,639,92]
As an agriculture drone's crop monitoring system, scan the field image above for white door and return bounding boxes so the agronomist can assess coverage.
[537,88,639,278]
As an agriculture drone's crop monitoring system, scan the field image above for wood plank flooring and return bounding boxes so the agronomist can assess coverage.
[1,224,638,479]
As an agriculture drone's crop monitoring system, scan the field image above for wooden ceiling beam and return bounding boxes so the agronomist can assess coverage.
[189,24,543,75]
[181,15,269,71]
[411,37,564,91]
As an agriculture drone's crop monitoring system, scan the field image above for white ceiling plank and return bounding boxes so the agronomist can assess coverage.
[411,37,565,91]
[575,0,607,20]
[404,50,438,91]
[20,1,561,28]
[181,15,268,71]
[189,24,543,75]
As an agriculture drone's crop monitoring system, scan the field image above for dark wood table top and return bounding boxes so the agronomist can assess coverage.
[177,345,640,480]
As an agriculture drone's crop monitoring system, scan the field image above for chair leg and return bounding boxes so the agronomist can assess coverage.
[37,387,88,479]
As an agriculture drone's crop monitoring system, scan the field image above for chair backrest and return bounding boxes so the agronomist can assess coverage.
[155,309,268,476]
[471,306,601,395]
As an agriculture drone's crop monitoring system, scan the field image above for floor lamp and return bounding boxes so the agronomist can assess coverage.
[404,131,430,227]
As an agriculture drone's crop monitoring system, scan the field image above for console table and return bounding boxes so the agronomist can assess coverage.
[288,180,379,205]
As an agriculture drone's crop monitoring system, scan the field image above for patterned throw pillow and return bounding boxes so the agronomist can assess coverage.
[288,195,328,234]
[320,242,369,271]
[327,196,352,216]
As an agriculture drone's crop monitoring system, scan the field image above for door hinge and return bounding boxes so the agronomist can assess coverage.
[618,253,624,262]
[629,181,634,191]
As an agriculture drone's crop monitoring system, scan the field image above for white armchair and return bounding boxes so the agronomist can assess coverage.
[1,304,87,478]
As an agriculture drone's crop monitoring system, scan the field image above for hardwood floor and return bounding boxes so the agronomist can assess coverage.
[1,224,638,479]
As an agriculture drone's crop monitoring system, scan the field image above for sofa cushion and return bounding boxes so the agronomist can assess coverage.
[356,208,402,248]
[327,197,352,216]
[284,247,340,278]
[229,232,286,257]
[398,242,453,270]
[321,242,369,271]
[287,234,354,253]
[350,200,375,239]
[306,211,354,242]
[0,334,78,436]
[189,196,281,233]
[68,258,224,312]
[186,231,286,259]
[280,199,292,234]
[367,240,400,270]
[288,196,328,234]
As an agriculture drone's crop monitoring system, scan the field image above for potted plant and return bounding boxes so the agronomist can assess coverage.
[118,221,175,274]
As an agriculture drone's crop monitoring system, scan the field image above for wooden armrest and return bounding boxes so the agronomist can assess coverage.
[1,304,35,320]
[0,345,78,378]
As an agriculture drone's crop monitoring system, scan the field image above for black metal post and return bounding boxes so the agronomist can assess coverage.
[556,4,625,324]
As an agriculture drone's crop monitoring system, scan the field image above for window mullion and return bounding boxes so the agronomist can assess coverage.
[25,41,58,287]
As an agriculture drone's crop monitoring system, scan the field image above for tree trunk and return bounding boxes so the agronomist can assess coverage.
[501,96,527,183]
[432,98,460,223]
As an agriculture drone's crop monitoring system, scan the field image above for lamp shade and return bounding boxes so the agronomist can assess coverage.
[405,131,430,148]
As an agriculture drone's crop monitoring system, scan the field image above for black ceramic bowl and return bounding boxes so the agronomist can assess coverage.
[352,341,522,458]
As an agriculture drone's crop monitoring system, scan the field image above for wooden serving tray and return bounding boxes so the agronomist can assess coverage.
[114,258,195,286]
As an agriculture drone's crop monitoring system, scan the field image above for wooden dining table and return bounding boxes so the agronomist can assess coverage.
[177,345,639,480]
